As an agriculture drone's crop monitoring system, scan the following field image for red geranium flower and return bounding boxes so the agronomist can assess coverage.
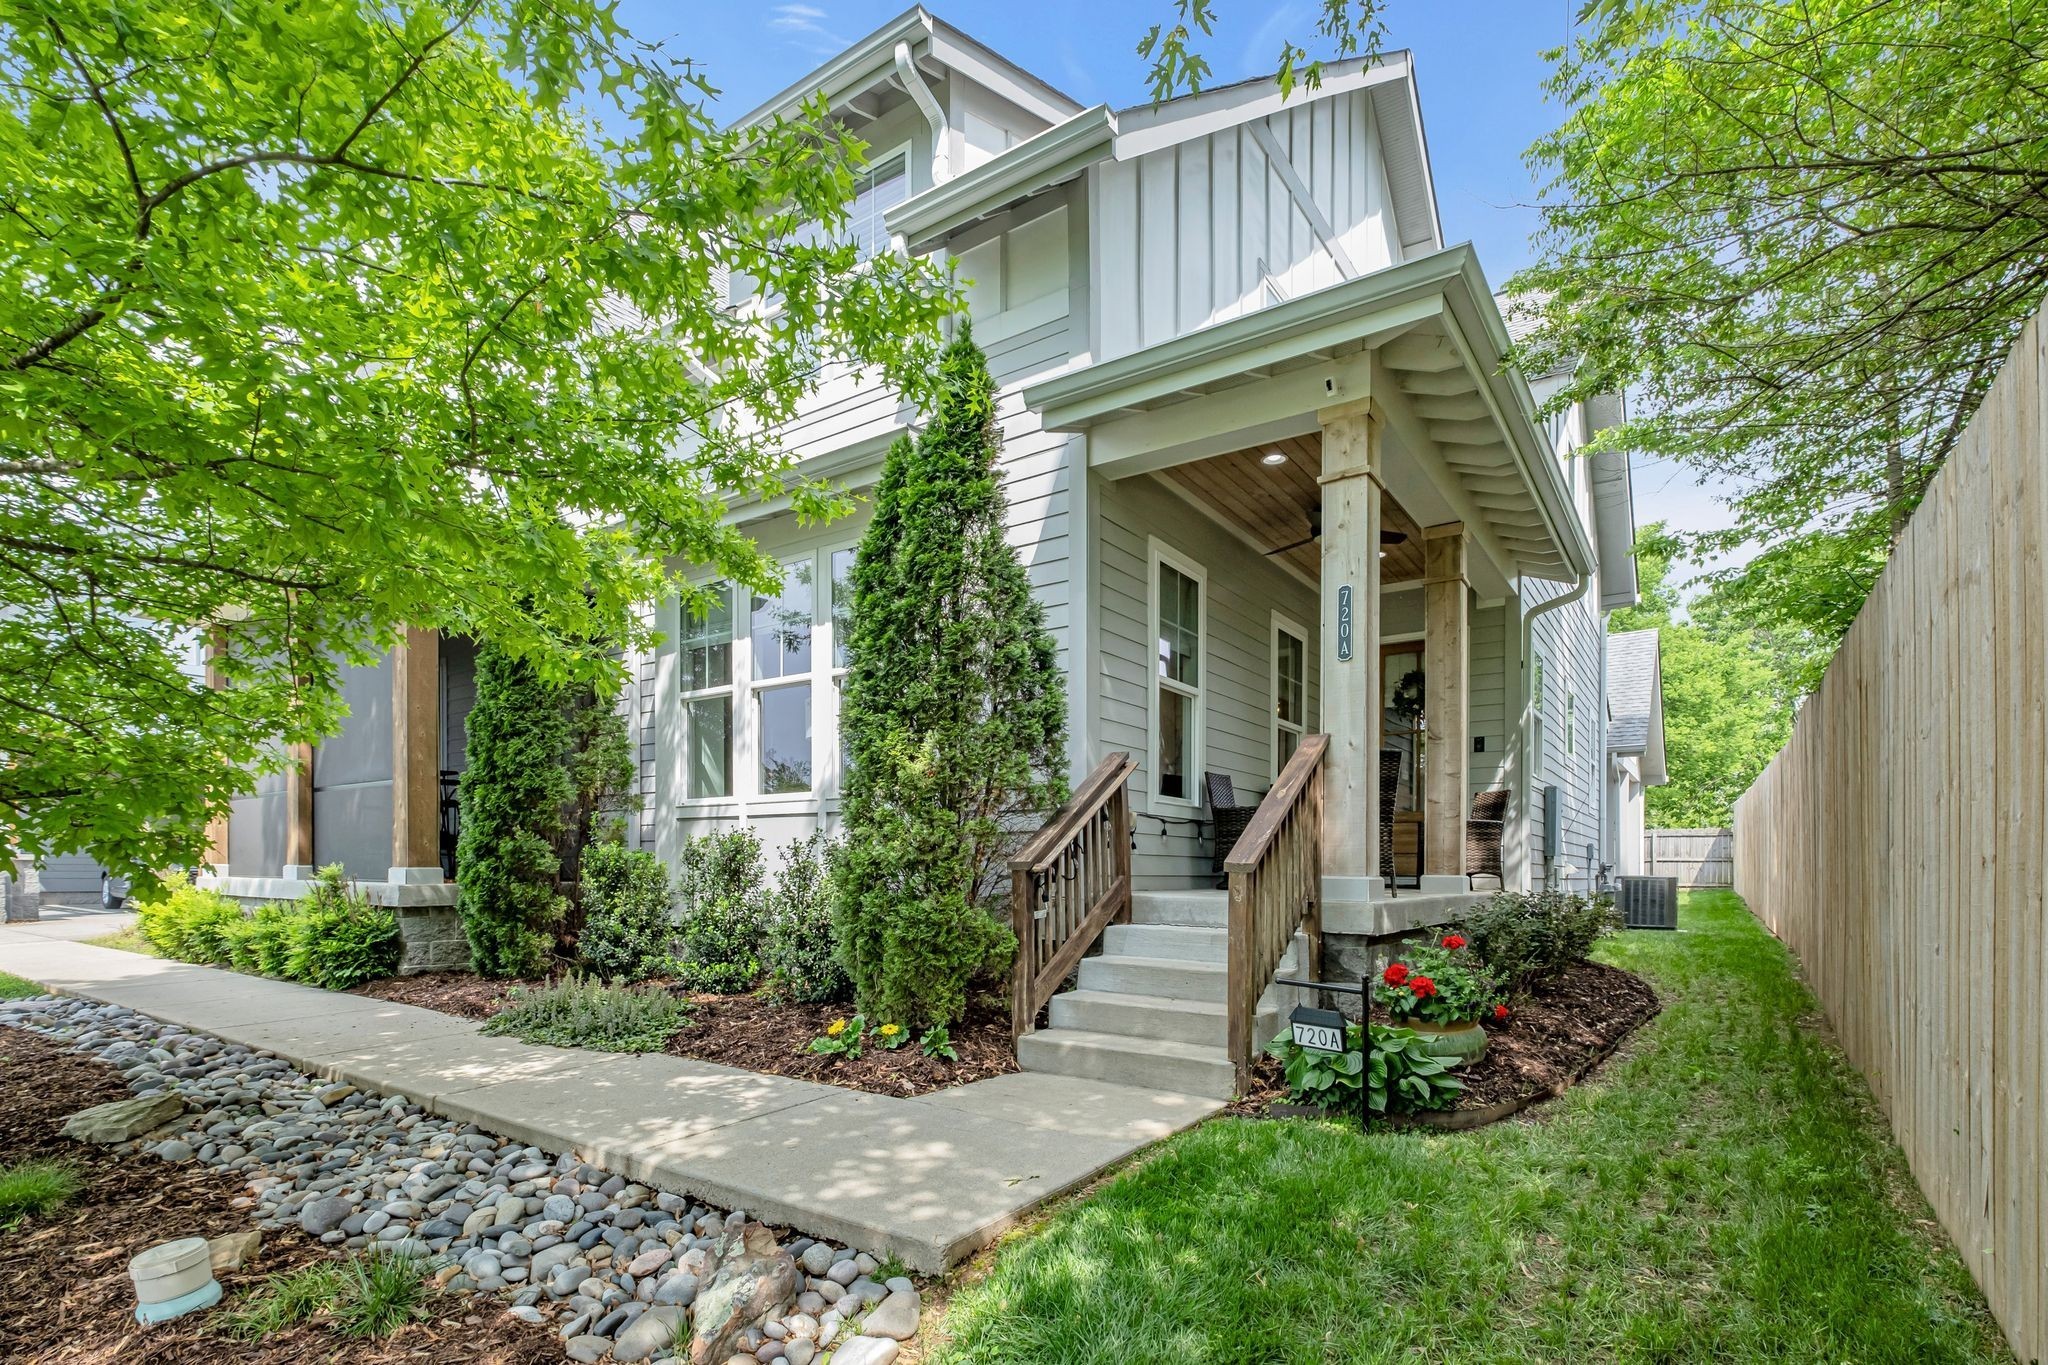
[1409,975,1437,998]
[1494,1003,1510,1020]
[1382,962,1410,986]
[1441,933,1467,950]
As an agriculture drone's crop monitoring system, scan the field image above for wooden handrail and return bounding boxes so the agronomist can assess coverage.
[1225,733,1327,1094]
[1009,751,1137,1040]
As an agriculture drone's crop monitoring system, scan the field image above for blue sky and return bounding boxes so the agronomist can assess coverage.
[609,0,1738,575]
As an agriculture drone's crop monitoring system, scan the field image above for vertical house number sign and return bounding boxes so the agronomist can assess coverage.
[1336,584,1354,661]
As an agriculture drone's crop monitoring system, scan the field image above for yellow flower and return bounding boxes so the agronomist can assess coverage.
[878,1024,903,1038]
[826,1019,847,1037]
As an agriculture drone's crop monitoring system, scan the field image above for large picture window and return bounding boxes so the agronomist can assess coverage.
[679,584,734,800]
[1150,541,1206,806]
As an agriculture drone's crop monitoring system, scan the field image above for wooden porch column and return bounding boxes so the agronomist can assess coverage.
[1318,398,1383,907]
[389,627,445,883]
[202,632,231,872]
[1422,523,1470,888]
[283,739,315,879]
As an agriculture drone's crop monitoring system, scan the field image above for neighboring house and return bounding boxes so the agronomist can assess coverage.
[1605,628,1668,877]
[198,9,1648,1090]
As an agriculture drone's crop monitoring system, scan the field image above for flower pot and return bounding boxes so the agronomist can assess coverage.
[1404,1017,1488,1065]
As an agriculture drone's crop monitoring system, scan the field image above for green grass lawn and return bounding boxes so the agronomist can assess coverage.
[0,972,44,1000]
[80,925,157,956]
[933,891,2010,1364]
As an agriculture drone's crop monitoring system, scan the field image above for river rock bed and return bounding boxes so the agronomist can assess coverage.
[0,994,922,1363]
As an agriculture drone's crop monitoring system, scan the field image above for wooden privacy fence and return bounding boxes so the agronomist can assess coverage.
[1734,308,2046,1364]
[1643,827,1733,887]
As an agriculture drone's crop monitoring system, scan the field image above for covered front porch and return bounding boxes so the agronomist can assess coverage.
[1028,246,1593,914]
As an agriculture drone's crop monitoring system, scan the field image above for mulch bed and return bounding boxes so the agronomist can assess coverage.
[355,972,1019,1098]
[664,994,1018,1096]
[0,1028,556,1365]
[1227,959,1661,1125]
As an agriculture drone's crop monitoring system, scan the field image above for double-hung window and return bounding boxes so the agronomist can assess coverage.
[679,585,735,801]
[1272,616,1307,776]
[845,150,910,261]
[750,563,815,795]
[830,547,858,778]
[1151,541,1206,805]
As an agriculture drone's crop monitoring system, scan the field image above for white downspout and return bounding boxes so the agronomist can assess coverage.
[1518,571,1590,890]
[893,41,950,186]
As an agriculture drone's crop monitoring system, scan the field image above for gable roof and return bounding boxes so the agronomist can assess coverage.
[1606,628,1667,784]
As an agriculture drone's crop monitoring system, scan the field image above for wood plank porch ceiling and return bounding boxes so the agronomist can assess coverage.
[1162,433,1425,584]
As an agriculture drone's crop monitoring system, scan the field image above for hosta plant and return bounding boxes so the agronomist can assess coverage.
[1265,1022,1464,1115]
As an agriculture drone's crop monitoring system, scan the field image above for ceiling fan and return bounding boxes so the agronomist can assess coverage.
[1264,511,1408,558]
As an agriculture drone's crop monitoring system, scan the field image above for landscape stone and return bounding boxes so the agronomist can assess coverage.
[58,1092,185,1143]
[207,1229,263,1273]
[613,1304,687,1362]
[862,1289,920,1341]
[829,1339,899,1365]
[689,1225,799,1365]
[300,1195,354,1236]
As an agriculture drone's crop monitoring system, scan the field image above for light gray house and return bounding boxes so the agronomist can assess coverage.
[200,9,1644,1096]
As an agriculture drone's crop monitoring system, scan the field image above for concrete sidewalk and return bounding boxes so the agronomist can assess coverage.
[0,920,1220,1271]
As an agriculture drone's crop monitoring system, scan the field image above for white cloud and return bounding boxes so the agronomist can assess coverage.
[770,3,846,55]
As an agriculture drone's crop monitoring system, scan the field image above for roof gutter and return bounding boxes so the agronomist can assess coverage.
[894,40,950,187]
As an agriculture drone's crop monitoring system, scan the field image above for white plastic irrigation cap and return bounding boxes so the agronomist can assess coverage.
[129,1236,221,1325]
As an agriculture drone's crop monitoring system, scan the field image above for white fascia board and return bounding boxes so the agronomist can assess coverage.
[1396,58,1445,253]
[886,105,1114,251]
[731,6,933,132]
[1109,51,1415,161]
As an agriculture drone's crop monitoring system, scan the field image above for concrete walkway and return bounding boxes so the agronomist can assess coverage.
[0,913,1220,1272]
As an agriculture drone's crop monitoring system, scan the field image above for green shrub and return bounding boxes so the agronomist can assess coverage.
[763,832,848,1004]
[674,828,766,993]
[133,873,245,963]
[480,974,687,1052]
[1459,890,1623,991]
[333,1251,425,1338]
[1265,1022,1465,1115]
[578,841,676,982]
[0,1159,79,1231]
[457,641,573,977]
[835,327,1062,1027]
[220,914,265,973]
[220,1260,348,1341]
[281,866,399,991]
[249,901,299,977]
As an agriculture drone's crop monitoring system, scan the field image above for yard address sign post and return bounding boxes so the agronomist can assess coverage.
[1282,975,1373,1132]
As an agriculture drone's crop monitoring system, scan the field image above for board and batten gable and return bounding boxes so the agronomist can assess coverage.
[1092,86,1403,361]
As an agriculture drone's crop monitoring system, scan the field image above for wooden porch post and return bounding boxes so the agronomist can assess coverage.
[1318,398,1383,907]
[284,739,315,878]
[202,632,231,873]
[1422,523,1470,888]
[389,627,445,883]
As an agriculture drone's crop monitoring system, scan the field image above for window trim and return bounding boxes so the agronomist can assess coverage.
[746,556,821,801]
[676,581,737,807]
[1147,538,1208,811]
[1270,611,1309,782]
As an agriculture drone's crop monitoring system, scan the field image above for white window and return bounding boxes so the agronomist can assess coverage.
[830,545,858,779]
[679,584,735,801]
[1149,540,1206,806]
[1271,614,1308,777]
[845,150,909,260]
[1567,691,1577,757]
[750,562,815,795]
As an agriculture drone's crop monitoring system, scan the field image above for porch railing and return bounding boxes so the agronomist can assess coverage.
[1224,732,1328,1093]
[1008,751,1137,1040]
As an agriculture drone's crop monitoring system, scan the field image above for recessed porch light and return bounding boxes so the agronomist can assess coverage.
[1259,450,1288,466]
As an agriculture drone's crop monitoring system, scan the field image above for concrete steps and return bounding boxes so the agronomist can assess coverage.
[1016,888,1305,1101]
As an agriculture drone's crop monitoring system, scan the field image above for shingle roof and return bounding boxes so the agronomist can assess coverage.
[1606,628,1659,753]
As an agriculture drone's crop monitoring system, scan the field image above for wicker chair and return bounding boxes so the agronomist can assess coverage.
[1378,749,1403,888]
[1466,788,1509,887]
[1206,772,1258,884]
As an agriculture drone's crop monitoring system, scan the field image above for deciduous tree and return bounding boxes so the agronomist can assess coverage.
[0,0,952,880]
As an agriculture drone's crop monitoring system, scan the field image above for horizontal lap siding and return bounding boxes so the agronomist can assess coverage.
[1095,473,1320,890]
[1468,603,1510,797]
[1736,307,2046,1365]
[1529,577,1603,884]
